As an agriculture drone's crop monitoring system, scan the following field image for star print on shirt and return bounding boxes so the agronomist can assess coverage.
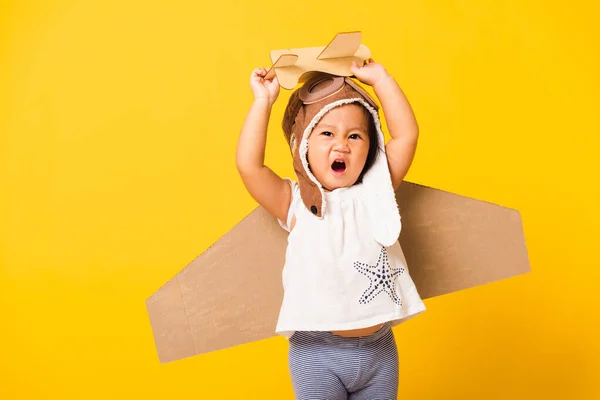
[354,246,405,305]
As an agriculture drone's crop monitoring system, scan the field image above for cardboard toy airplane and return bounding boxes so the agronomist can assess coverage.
[146,32,531,364]
[264,31,371,89]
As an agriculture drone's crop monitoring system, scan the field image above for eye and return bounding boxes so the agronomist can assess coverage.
[321,131,333,137]
[349,133,363,140]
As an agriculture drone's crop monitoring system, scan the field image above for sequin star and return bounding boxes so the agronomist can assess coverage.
[354,247,405,305]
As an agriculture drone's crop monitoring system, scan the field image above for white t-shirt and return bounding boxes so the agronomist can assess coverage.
[276,179,426,338]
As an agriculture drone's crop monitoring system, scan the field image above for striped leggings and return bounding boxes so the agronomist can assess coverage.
[288,324,398,400]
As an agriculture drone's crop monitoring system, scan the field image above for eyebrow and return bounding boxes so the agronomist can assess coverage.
[316,123,366,132]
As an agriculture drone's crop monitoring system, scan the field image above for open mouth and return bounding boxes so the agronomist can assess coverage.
[331,160,346,173]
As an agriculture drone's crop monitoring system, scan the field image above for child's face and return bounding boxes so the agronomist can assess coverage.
[307,104,370,191]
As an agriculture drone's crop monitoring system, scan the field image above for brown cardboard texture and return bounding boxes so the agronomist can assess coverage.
[265,31,371,89]
[146,182,530,363]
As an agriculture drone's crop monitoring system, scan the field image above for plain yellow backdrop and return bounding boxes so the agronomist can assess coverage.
[1,0,599,399]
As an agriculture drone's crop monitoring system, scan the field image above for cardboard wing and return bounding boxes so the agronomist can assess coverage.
[265,31,371,89]
[146,182,530,363]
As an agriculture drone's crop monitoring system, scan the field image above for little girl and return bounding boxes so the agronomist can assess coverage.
[236,59,426,400]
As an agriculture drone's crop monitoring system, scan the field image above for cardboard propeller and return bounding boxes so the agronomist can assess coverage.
[264,31,371,89]
[145,33,531,364]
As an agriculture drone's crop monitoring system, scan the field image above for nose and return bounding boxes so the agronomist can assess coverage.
[333,138,350,153]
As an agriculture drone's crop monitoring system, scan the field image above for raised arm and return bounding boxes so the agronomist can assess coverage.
[236,68,291,223]
[350,60,419,189]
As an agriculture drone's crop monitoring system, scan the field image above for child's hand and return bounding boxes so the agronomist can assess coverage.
[250,68,280,106]
[350,59,391,89]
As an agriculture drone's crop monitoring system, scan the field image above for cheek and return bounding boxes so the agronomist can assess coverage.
[306,138,316,162]
[307,147,324,171]
[307,142,327,162]
[352,142,370,164]
[307,149,316,166]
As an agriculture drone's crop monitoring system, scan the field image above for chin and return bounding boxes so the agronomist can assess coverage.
[324,176,359,191]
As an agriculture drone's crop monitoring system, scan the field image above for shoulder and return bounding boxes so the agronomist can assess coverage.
[277,178,300,232]
[288,179,301,198]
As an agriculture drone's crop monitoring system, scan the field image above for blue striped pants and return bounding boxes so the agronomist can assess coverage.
[288,324,399,400]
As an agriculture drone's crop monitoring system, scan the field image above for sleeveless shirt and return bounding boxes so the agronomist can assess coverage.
[276,179,426,338]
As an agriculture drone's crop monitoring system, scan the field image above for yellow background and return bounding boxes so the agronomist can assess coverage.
[1,0,599,398]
